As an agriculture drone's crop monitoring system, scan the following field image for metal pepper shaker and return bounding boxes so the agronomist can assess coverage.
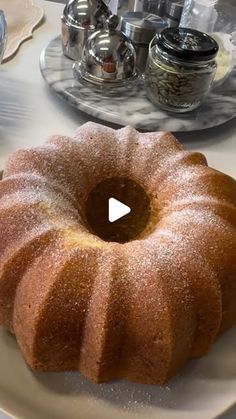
[128,0,166,17]
[121,12,167,73]
[74,15,138,88]
[61,0,111,61]
[165,0,184,27]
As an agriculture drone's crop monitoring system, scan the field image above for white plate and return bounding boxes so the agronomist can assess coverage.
[0,325,236,419]
[0,0,44,61]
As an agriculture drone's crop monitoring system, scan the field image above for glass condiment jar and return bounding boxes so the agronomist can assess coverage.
[145,27,219,112]
[180,0,236,86]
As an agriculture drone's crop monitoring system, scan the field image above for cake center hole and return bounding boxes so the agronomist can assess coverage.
[86,177,151,243]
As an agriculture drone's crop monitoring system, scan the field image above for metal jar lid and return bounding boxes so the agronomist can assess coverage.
[154,27,219,62]
[121,12,167,45]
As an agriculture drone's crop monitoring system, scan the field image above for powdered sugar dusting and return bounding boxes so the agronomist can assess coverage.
[0,121,235,386]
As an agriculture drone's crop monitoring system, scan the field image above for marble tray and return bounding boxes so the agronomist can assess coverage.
[40,36,236,132]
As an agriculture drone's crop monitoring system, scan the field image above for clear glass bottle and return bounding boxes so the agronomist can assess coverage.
[180,0,236,85]
[145,27,219,112]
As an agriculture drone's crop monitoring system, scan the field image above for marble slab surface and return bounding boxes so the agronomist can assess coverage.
[40,36,236,132]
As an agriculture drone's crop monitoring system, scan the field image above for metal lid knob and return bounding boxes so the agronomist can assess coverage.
[121,12,167,45]
[106,14,119,31]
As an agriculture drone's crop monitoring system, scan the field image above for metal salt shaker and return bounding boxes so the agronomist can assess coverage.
[121,12,167,73]
[165,1,184,27]
[61,0,111,61]
[74,15,138,88]
[128,0,166,17]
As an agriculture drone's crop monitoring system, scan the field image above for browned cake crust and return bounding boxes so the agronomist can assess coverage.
[0,122,235,384]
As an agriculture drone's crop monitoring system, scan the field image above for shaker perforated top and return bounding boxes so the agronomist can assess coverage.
[121,12,167,45]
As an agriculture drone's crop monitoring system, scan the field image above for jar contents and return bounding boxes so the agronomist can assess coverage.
[145,28,219,113]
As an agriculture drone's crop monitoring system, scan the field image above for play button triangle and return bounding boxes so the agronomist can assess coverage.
[108,197,131,223]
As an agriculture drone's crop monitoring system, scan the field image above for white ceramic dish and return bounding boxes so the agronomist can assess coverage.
[0,0,44,61]
[0,325,236,419]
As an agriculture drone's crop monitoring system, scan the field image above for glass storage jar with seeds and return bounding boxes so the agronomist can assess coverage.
[145,27,219,112]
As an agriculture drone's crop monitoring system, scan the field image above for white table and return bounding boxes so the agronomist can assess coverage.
[0,1,236,418]
[0,0,88,171]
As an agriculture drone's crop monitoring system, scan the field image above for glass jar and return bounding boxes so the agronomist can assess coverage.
[145,27,219,112]
[180,0,236,85]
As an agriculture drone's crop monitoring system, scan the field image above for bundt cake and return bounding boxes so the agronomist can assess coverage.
[0,121,236,385]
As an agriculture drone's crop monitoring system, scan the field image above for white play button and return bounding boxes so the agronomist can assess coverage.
[108,197,131,223]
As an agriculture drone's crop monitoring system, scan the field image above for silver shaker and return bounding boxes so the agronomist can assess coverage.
[74,15,138,88]
[128,0,166,17]
[165,1,184,27]
[121,12,167,73]
[61,0,111,61]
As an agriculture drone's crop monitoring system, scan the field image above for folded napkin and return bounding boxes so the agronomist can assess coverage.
[0,0,44,62]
